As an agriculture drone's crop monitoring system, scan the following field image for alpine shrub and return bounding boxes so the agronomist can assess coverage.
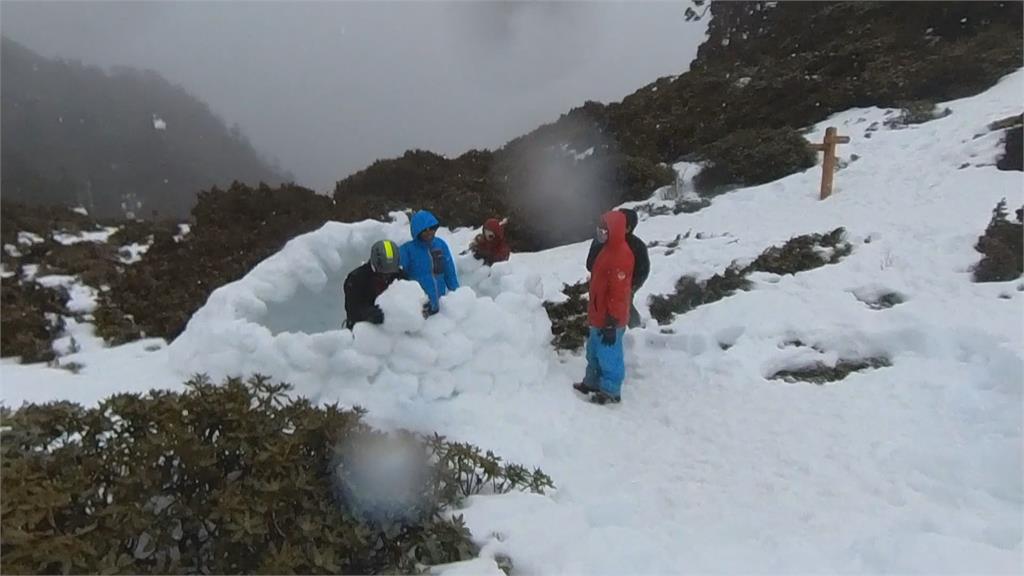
[746,227,852,275]
[543,281,590,351]
[648,228,852,325]
[648,267,751,325]
[0,375,550,574]
[770,356,892,384]
[997,125,1022,171]
[882,100,951,129]
[0,276,66,362]
[693,128,816,195]
[973,199,1024,282]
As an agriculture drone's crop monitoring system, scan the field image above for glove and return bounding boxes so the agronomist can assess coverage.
[368,306,384,325]
[600,324,617,346]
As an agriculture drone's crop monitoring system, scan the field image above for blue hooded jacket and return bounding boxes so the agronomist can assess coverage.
[399,210,459,312]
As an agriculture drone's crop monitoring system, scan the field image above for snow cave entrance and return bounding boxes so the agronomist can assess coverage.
[260,232,381,336]
[262,272,348,335]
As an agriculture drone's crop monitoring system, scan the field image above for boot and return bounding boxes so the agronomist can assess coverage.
[573,381,598,394]
[591,391,621,405]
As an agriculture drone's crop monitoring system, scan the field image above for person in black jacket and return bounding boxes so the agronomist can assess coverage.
[344,239,406,329]
[586,208,650,328]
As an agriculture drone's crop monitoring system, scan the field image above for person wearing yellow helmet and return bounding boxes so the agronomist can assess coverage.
[343,239,406,329]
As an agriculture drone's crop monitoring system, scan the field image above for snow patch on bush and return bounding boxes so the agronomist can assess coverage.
[118,242,151,264]
[52,227,119,245]
[17,231,45,246]
[174,223,191,242]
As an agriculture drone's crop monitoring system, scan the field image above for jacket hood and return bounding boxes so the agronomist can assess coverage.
[620,208,638,234]
[482,218,505,241]
[602,210,627,248]
[410,210,440,239]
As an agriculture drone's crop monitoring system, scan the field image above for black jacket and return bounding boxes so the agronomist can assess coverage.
[587,235,650,290]
[343,262,406,328]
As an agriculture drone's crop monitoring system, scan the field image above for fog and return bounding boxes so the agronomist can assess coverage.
[1,1,706,192]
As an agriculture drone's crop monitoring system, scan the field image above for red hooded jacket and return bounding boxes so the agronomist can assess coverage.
[588,211,635,328]
[471,218,511,264]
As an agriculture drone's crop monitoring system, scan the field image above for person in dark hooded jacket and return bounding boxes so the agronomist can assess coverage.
[470,218,511,265]
[344,239,406,329]
[574,211,634,404]
[586,208,649,328]
[400,210,459,314]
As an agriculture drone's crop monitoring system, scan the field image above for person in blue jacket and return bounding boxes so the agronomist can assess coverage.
[400,210,460,314]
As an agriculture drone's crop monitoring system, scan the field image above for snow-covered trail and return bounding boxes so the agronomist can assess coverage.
[429,330,1019,573]
[3,70,1022,573]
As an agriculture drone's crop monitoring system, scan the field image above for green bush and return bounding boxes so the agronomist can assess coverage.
[425,435,553,500]
[973,199,1024,282]
[648,267,750,325]
[883,100,951,129]
[648,228,852,325]
[614,156,675,203]
[1,375,550,574]
[35,242,122,289]
[997,125,1022,172]
[0,202,121,360]
[854,291,906,310]
[693,128,816,195]
[92,305,144,347]
[543,282,590,351]
[746,228,851,275]
[675,198,712,214]
[0,277,67,363]
[770,356,892,384]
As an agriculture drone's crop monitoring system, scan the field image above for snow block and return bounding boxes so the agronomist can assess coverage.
[377,280,427,334]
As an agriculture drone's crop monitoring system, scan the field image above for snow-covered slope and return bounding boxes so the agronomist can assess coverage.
[3,70,1022,573]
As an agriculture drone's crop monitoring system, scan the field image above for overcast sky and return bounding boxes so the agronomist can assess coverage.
[2,1,706,192]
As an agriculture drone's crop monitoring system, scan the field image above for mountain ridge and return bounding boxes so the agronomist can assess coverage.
[1,37,290,219]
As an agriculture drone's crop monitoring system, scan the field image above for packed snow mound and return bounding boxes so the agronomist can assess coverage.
[457,253,544,300]
[167,214,551,408]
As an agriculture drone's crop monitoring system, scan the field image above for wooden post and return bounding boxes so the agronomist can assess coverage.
[810,127,850,200]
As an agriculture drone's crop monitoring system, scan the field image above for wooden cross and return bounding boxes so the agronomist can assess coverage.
[810,127,850,200]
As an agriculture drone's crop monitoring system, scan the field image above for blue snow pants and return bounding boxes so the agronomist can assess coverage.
[583,327,626,397]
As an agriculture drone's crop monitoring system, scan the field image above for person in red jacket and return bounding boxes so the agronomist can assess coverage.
[470,218,511,265]
[573,211,634,404]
